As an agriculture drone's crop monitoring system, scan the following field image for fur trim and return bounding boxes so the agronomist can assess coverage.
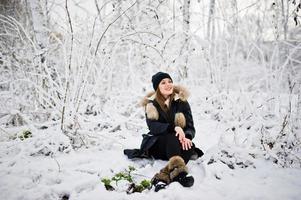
[141,85,189,120]
[141,85,189,107]
[152,165,171,184]
[168,156,186,171]
[152,156,188,185]
[145,103,159,120]
[173,85,190,102]
[140,91,155,107]
[174,113,186,128]
[168,156,188,180]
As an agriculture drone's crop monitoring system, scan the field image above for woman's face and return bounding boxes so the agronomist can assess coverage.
[158,78,173,98]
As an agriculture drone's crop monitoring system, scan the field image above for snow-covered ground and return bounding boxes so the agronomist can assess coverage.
[1,89,300,200]
[1,0,301,199]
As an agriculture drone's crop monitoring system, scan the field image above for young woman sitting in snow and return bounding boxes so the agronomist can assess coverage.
[124,72,204,191]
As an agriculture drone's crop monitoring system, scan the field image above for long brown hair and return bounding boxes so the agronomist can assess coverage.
[155,88,175,113]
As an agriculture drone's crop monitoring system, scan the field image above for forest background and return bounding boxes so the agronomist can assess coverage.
[0,0,301,199]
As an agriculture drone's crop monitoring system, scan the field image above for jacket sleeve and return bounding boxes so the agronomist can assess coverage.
[182,101,195,139]
[146,116,170,136]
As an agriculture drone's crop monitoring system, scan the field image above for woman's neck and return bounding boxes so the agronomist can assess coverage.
[164,96,170,108]
[163,95,170,100]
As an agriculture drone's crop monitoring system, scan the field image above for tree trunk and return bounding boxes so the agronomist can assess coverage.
[183,0,190,34]
[181,0,191,78]
[27,0,49,109]
[117,0,122,26]
[280,0,288,40]
[173,0,175,32]
[27,0,48,49]
[297,82,301,132]
[231,0,238,36]
[207,0,215,40]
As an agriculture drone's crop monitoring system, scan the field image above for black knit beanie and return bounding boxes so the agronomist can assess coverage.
[152,72,173,91]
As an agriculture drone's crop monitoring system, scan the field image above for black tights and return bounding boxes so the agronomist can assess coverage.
[148,133,194,164]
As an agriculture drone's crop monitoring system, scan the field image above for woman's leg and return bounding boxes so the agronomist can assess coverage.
[180,144,195,164]
[148,134,194,163]
[148,135,170,160]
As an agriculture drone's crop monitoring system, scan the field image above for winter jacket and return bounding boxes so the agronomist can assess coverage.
[139,85,195,152]
[123,85,204,160]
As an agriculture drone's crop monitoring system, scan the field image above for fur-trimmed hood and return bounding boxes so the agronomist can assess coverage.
[140,85,190,129]
[140,85,190,107]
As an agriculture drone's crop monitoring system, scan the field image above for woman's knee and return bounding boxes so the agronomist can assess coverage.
[165,133,179,141]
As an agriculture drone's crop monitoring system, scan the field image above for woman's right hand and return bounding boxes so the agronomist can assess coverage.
[181,138,192,150]
[175,126,185,142]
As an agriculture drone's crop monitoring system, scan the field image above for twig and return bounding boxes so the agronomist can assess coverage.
[65,0,73,72]
[120,31,162,40]
[53,156,61,172]
[132,173,152,179]
[229,1,260,19]
[123,38,163,58]
[94,1,138,56]
[0,127,10,135]
[61,0,74,131]
[260,125,266,151]
[162,33,176,55]
[95,0,114,23]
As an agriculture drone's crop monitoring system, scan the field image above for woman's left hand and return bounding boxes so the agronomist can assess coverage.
[181,138,192,150]
[175,126,185,142]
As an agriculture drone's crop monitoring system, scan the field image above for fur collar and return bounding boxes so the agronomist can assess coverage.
[140,85,190,107]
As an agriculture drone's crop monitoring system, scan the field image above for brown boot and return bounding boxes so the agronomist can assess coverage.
[152,164,171,185]
[168,156,194,187]
[152,156,194,191]
[168,156,188,180]
[151,164,170,192]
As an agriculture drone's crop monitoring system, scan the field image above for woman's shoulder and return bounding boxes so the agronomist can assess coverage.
[139,91,159,120]
[173,85,190,102]
[140,85,190,105]
[140,91,156,107]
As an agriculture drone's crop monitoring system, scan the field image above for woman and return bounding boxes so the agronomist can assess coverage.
[124,72,203,191]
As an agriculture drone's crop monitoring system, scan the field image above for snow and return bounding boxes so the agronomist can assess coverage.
[1,98,301,200]
[1,0,301,199]
[1,143,300,200]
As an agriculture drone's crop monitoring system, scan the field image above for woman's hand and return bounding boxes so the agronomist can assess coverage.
[175,126,185,142]
[175,126,192,150]
[181,138,192,150]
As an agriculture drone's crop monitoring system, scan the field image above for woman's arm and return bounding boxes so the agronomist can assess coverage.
[182,101,195,139]
[146,117,170,136]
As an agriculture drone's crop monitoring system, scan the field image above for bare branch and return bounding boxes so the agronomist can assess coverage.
[61,0,74,131]
[94,1,138,56]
